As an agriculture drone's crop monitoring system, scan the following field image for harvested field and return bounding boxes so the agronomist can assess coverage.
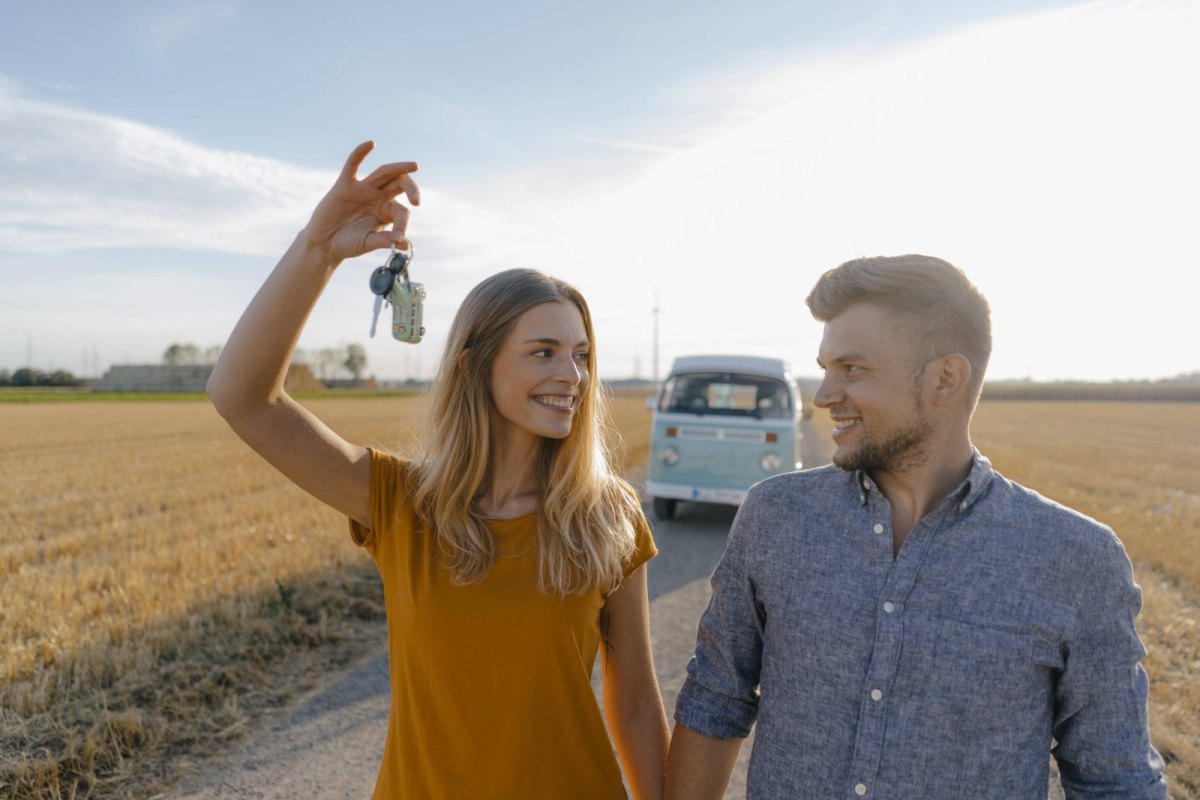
[971,401,1200,799]
[1,396,1196,798]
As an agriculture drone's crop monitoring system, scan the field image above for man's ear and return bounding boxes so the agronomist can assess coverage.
[930,354,972,407]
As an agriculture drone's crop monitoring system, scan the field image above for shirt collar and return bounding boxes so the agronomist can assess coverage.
[854,448,994,512]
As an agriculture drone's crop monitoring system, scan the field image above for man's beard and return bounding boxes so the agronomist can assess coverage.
[832,412,933,474]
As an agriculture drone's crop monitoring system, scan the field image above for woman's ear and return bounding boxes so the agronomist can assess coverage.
[457,349,470,373]
[931,354,972,407]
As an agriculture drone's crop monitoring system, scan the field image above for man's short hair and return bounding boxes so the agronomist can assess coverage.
[805,255,992,407]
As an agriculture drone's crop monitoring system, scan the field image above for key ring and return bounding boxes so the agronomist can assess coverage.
[387,240,415,288]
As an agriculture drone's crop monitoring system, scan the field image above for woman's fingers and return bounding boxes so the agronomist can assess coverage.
[359,200,411,252]
[387,172,420,206]
[361,161,419,198]
[388,200,411,245]
[340,141,376,182]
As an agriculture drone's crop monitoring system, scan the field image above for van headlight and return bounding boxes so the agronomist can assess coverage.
[759,452,783,473]
[658,446,680,466]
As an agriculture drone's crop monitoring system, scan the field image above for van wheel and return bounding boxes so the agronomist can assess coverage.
[653,497,677,521]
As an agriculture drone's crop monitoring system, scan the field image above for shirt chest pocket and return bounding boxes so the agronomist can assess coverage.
[899,615,1063,711]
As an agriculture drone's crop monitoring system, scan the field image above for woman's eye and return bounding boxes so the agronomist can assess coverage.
[532,348,552,358]
[573,351,590,362]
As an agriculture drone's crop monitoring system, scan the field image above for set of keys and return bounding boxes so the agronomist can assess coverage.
[369,241,425,343]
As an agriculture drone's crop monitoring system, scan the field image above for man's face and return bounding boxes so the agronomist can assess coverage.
[813,304,932,474]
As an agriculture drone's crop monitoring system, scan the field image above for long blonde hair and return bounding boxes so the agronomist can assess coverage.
[412,269,640,596]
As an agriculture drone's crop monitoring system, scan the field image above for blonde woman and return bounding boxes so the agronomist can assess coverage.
[207,142,669,799]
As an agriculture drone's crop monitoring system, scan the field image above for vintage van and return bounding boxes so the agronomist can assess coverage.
[647,355,802,520]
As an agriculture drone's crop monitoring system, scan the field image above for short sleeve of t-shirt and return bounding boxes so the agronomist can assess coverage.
[623,490,657,579]
[350,449,656,580]
[348,447,412,555]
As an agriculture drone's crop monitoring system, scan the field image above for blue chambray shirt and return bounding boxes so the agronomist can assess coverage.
[674,452,1167,799]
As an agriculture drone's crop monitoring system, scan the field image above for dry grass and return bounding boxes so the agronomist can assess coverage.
[2,395,1196,798]
[0,391,653,798]
[971,402,1200,799]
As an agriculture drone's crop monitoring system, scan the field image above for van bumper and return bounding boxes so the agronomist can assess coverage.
[646,480,747,506]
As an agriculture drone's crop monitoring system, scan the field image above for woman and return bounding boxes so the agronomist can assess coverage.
[207,142,669,799]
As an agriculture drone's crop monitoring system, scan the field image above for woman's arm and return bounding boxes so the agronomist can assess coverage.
[207,142,419,526]
[663,723,742,799]
[601,564,669,800]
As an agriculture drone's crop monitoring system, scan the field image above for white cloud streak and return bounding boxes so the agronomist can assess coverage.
[548,0,1200,381]
[137,2,241,51]
[2,0,1197,382]
[0,84,332,255]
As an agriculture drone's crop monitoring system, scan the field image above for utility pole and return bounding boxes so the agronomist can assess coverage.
[652,288,660,383]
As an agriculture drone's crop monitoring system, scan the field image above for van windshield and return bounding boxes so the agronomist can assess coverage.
[658,372,792,419]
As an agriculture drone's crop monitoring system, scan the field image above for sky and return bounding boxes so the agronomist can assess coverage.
[1,0,1197,384]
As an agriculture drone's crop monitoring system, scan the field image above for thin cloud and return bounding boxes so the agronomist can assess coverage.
[137,2,241,51]
[0,81,530,263]
[550,0,1200,381]
[0,83,328,255]
[578,137,689,156]
[3,0,1197,382]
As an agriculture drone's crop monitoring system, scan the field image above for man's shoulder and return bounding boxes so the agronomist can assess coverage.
[749,464,849,497]
[740,464,853,517]
[985,467,1122,554]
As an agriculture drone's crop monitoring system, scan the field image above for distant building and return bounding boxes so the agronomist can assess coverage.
[92,364,325,393]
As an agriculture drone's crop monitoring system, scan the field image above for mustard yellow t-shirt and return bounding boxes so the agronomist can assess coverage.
[348,448,657,799]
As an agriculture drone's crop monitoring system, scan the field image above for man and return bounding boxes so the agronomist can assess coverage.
[664,255,1167,799]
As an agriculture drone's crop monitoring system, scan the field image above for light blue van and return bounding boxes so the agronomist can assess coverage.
[647,355,802,520]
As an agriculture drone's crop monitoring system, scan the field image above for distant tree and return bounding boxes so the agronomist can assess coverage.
[0,368,10,386]
[47,370,82,386]
[12,368,40,386]
[163,343,202,365]
[203,345,223,364]
[314,348,342,380]
[344,344,368,381]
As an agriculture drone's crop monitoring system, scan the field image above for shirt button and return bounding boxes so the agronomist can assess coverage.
[870,688,883,701]
[855,783,868,796]
[883,601,895,613]
[863,480,872,490]
[872,523,884,534]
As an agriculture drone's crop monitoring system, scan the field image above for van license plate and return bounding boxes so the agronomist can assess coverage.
[691,487,745,504]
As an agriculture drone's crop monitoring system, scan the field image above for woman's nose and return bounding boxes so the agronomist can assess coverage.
[556,356,582,385]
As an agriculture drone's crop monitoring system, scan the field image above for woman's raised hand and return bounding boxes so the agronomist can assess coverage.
[302,141,420,263]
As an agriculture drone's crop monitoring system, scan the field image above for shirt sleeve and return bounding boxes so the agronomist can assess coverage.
[623,504,658,579]
[348,447,411,557]
[672,491,765,739]
[1052,531,1168,799]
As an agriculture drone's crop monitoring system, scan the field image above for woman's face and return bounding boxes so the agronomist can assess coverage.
[487,301,590,445]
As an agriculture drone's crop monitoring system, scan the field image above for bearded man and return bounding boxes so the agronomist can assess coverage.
[664,255,1167,799]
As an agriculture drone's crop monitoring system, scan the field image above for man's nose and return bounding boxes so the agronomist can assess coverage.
[812,375,840,408]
